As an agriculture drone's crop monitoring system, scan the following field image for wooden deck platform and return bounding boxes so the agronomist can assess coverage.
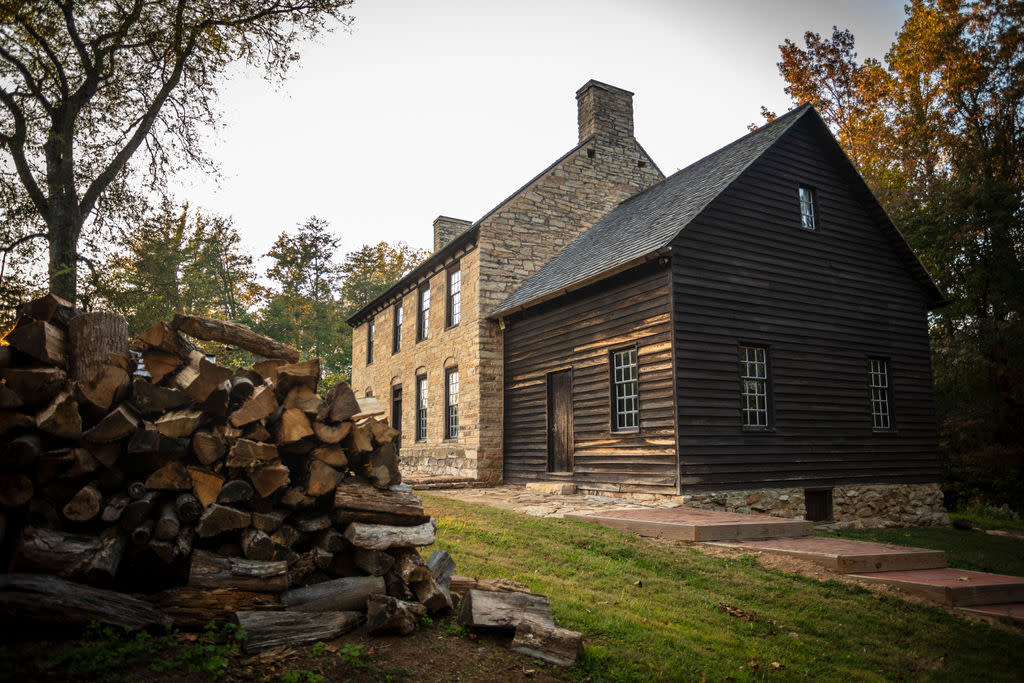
[563,507,813,541]
[706,536,947,573]
[849,568,1024,607]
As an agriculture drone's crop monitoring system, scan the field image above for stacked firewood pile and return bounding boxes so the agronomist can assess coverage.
[0,294,582,665]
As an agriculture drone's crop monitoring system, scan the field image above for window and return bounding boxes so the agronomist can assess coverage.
[739,345,770,428]
[798,185,817,230]
[417,286,430,341]
[445,367,459,439]
[611,347,639,431]
[392,301,403,353]
[869,358,892,430]
[391,385,402,449]
[415,375,428,441]
[366,320,375,365]
[446,266,461,327]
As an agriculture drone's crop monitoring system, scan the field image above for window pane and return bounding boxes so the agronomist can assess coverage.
[612,348,639,430]
[367,322,374,365]
[446,368,459,439]
[799,186,816,230]
[448,268,461,327]
[416,376,428,441]
[869,359,891,429]
[418,287,430,341]
[739,345,769,427]
[393,304,403,352]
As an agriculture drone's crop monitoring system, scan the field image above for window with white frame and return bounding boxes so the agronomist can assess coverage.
[447,266,461,327]
[739,345,770,428]
[869,358,892,429]
[415,375,428,441]
[392,301,403,353]
[799,185,817,230]
[611,347,639,431]
[417,286,430,341]
[445,367,459,439]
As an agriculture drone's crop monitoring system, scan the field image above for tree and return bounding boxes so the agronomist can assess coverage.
[340,241,428,316]
[0,0,353,301]
[97,201,262,334]
[260,216,347,377]
[774,0,1024,509]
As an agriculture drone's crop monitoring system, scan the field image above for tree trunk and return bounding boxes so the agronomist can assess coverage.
[47,209,82,302]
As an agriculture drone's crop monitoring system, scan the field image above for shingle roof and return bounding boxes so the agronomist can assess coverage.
[491,105,813,317]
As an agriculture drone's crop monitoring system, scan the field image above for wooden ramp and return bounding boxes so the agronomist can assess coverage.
[706,536,947,573]
[563,507,813,541]
[849,568,1024,607]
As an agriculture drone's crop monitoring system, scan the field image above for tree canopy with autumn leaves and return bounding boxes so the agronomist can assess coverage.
[773,0,1024,508]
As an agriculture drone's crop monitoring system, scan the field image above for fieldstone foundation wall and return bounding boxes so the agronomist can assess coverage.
[574,482,950,529]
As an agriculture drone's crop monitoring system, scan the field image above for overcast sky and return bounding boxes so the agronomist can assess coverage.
[172,0,907,264]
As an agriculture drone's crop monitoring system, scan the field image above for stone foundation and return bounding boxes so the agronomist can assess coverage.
[574,482,950,529]
[399,445,501,484]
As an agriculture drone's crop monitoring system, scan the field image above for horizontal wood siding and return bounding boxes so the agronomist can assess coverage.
[503,264,676,493]
[673,115,940,491]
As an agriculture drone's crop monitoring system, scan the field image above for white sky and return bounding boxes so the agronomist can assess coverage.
[172,0,907,265]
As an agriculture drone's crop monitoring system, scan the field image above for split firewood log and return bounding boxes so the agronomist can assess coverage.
[3,434,42,468]
[316,382,360,423]
[130,378,190,414]
[275,359,320,396]
[187,466,225,508]
[366,594,426,636]
[4,320,67,368]
[458,589,555,630]
[155,409,203,438]
[0,367,66,407]
[15,293,79,328]
[227,439,278,470]
[354,548,396,576]
[249,462,290,498]
[252,359,286,383]
[412,575,453,613]
[511,618,584,666]
[83,404,139,443]
[348,423,373,454]
[241,528,277,561]
[343,520,436,550]
[368,418,399,445]
[134,320,194,356]
[36,390,81,438]
[275,408,313,444]
[313,420,351,444]
[282,385,321,414]
[189,550,289,592]
[0,411,34,436]
[305,459,341,497]
[351,396,386,421]
[155,503,181,541]
[333,479,429,527]
[63,482,103,522]
[0,383,23,410]
[145,461,192,491]
[311,444,347,467]
[140,350,183,384]
[78,365,130,413]
[229,384,278,427]
[174,493,203,524]
[0,474,34,507]
[174,351,233,402]
[281,575,385,612]
[235,610,361,654]
[426,550,456,592]
[449,576,532,596]
[229,376,255,407]
[196,503,251,538]
[251,511,285,534]
[192,431,226,465]
[362,443,401,489]
[217,479,255,504]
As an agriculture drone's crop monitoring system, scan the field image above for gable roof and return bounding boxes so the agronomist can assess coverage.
[492,105,946,317]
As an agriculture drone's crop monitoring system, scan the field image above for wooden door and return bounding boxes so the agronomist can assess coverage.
[547,370,573,473]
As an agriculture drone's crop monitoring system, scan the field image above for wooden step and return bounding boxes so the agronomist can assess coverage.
[564,507,813,542]
[706,536,947,573]
[957,602,1024,625]
[849,568,1024,607]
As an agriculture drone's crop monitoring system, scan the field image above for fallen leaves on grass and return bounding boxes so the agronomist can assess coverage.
[716,603,763,621]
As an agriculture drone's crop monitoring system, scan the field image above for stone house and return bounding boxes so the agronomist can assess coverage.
[348,82,948,526]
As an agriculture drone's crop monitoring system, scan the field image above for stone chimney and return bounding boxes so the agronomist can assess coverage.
[433,216,473,252]
[576,80,634,142]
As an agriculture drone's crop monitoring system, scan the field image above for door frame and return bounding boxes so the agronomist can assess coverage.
[546,368,574,473]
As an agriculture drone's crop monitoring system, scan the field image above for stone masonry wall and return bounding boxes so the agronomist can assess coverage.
[351,247,490,482]
[574,482,950,529]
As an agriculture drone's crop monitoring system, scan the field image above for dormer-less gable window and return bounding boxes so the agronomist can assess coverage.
[799,185,817,231]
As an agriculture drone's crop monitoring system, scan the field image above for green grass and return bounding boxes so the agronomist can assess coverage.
[949,510,1024,533]
[819,526,1024,576]
[422,493,1024,682]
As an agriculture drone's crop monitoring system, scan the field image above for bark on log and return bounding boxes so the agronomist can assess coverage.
[366,594,426,636]
[389,548,431,584]
[355,549,396,576]
[174,493,203,523]
[218,479,255,504]
[188,549,289,592]
[343,519,436,550]
[172,314,301,362]
[229,375,255,407]
[281,576,386,612]
[427,550,457,591]
[270,524,302,548]
[101,493,130,523]
[316,382,361,423]
[0,573,171,630]
[235,610,361,654]
[86,531,126,583]
[130,519,154,546]
[68,312,129,384]
[5,320,67,368]
[241,528,276,561]
[151,587,281,629]
[314,528,347,553]
[449,576,532,596]
[511,618,584,666]
[13,527,106,578]
[458,590,555,630]
[120,492,158,530]
[155,503,181,541]
[333,479,429,527]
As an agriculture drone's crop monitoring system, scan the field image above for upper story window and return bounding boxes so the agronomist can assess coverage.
[445,367,459,439]
[447,266,461,327]
[739,345,770,428]
[392,301,403,354]
[366,320,375,365]
[417,286,430,342]
[611,347,639,432]
[868,358,892,430]
[799,185,817,231]
[415,374,428,441]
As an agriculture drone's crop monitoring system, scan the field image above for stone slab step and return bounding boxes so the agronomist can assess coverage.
[705,536,947,573]
[957,603,1024,624]
[849,568,1024,607]
[564,507,813,542]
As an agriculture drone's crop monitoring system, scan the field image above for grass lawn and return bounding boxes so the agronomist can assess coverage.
[422,493,1024,682]
[819,527,1024,576]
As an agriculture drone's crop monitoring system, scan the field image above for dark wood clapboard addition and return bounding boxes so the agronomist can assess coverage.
[503,262,676,493]
[546,370,573,472]
[671,113,940,492]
